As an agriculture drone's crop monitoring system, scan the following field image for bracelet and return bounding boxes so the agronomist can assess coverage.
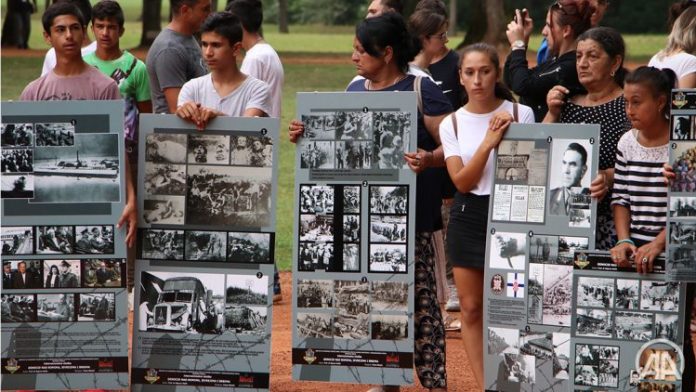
[615,238,635,247]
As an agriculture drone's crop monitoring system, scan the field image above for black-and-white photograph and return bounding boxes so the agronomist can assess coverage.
[335,140,372,169]
[548,140,592,216]
[139,271,225,334]
[371,280,408,311]
[1,123,33,147]
[639,382,676,392]
[669,222,696,245]
[370,215,406,243]
[146,133,187,163]
[489,232,527,270]
[575,365,599,386]
[1,226,33,255]
[299,214,334,242]
[670,246,696,270]
[670,142,696,192]
[369,243,407,273]
[615,311,653,341]
[36,225,74,254]
[343,185,360,213]
[499,353,535,383]
[299,184,334,214]
[369,185,407,214]
[296,312,332,338]
[337,111,372,140]
[185,230,227,261]
[301,115,329,139]
[575,308,613,338]
[568,196,591,228]
[640,281,680,311]
[654,313,679,341]
[298,242,334,272]
[187,134,230,164]
[574,343,599,368]
[142,196,185,225]
[334,281,370,339]
[300,141,334,169]
[672,115,693,140]
[670,196,696,217]
[372,111,409,169]
[552,332,570,380]
[527,264,543,323]
[37,293,74,322]
[297,279,334,308]
[343,215,360,242]
[33,134,120,203]
[227,232,271,263]
[577,277,615,308]
[542,264,572,326]
[616,279,640,309]
[226,274,268,305]
[598,358,619,387]
[141,229,185,260]
[342,243,360,272]
[496,140,548,186]
[78,293,115,321]
[1,294,36,322]
[2,148,33,173]
[74,225,114,254]
[520,330,552,360]
[371,314,408,340]
[5,260,42,289]
[1,173,34,198]
[230,135,273,167]
[82,259,123,288]
[558,236,589,264]
[225,305,266,335]
[35,122,74,146]
[43,259,80,288]
[488,327,520,355]
[143,163,186,195]
[528,235,559,264]
[187,165,272,227]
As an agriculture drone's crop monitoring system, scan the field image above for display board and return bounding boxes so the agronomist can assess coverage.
[483,123,600,391]
[291,92,417,385]
[131,115,279,391]
[1,101,129,390]
[667,89,696,281]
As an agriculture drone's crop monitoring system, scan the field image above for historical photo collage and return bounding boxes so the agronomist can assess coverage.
[300,111,411,170]
[2,225,116,255]
[296,279,408,341]
[142,132,273,228]
[1,122,120,203]
[369,185,409,273]
[138,270,268,336]
[573,343,620,388]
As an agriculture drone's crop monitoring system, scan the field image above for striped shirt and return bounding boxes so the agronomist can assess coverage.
[611,130,669,242]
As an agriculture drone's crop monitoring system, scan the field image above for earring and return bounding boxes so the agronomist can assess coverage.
[610,70,615,77]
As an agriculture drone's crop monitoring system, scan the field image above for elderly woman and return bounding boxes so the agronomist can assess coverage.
[543,27,631,250]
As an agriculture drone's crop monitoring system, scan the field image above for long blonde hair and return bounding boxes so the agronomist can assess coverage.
[657,7,696,59]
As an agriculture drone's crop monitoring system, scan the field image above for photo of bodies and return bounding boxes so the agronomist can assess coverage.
[142,196,185,225]
[43,259,79,288]
[558,236,589,264]
[343,215,360,242]
[185,231,226,261]
[187,134,230,165]
[335,140,372,169]
[552,332,570,379]
[333,280,369,339]
[371,314,408,340]
[487,327,520,355]
[371,281,408,311]
[225,274,268,335]
[301,115,330,139]
[370,215,406,243]
[1,123,34,147]
[296,312,332,338]
[141,229,184,260]
[577,277,614,308]
[615,311,653,341]
[227,232,271,263]
[342,243,360,272]
[82,259,123,288]
[5,260,43,289]
[78,293,115,321]
[671,142,696,192]
[1,226,33,255]
[143,163,186,195]
[616,279,640,309]
[33,133,120,203]
[297,279,334,308]
[297,242,333,272]
[2,148,33,173]
[489,232,526,270]
[542,264,572,326]
[337,111,372,140]
[299,184,334,214]
[225,305,267,335]
[528,235,558,263]
[496,140,548,185]
[299,214,334,242]
[139,271,225,334]
[1,294,36,323]
[37,293,74,322]
[670,196,696,217]
[186,165,272,227]
[343,185,360,213]
[499,353,535,384]
[369,185,407,214]
[372,111,409,169]
[670,222,696,245]
[519,330,552,360]
[145,133,187,163]
[74,225,114,254]
[36,225,74,254]
[300,141,334,169]
[548,140,592,220]
[35,122,74,146]
[230,135,273,167]
[369,243,407,273]
[575,308,613,338]
[1,173,34,198]
[654,313,679,341]
[640,281,680,311]
[672,115,693,140]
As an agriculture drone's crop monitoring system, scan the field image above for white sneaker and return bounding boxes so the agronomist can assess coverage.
[445,284,460,311]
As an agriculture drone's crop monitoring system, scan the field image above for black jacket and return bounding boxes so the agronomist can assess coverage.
[504,50,585,121]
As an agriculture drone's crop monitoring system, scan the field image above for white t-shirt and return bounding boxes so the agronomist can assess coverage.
[178,74,271,117]
[240,43,284,118]
[440,100,535,195]
[648,52,696,83]
[41,41,97,76]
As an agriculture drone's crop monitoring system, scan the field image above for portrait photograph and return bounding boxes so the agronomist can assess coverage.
[548,139,592,216]
[187,134,230,165]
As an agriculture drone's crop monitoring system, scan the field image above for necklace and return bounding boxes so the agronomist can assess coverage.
[367,74,407,91]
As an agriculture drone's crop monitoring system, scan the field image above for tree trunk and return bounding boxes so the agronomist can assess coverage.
[447,0,456,37]
[482,0,507,49]
[458,0,485,48]
[278,0,289,33]
[211,0,218,11]
[139,0,162,48]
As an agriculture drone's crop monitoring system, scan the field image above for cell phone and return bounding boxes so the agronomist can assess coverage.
[514,9,529,26]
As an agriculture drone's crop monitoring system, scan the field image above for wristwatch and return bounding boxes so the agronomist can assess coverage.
[511,40,526,51]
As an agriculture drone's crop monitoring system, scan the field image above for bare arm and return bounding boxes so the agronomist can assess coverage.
[136,100,153,114]
[678,73,696,89]
[423,112,449,145]
[163,88,181,114]
[243,108,268,117]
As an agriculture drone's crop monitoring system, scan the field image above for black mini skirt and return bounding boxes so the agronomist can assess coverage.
[446,192,490,269]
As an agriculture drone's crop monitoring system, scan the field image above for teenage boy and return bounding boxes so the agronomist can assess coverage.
[147,0,211,114]
[175,11,271,129]
[20,2,137,248]
[41,0,95,76]
[225,0,283,118]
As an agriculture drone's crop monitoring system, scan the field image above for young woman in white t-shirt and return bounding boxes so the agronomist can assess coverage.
[439,43,534,389]
[648,7,696,88]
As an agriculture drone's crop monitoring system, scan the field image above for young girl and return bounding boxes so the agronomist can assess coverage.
[439,43,534,389]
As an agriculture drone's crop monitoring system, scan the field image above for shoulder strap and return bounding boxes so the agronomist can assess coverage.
[450,112,458,139]
[124,55,139,79]
[414,76,423,114]
[513,102,519,122]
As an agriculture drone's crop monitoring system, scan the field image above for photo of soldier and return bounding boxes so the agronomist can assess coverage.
[36,225,74,254]
[140,229,184,260]
[185,231,227,261]
[37,293,74,322]
[369,185,407,214]
[74,225,114,254]
[299,141,334,169]
[369,243,407,273]
[297,242,333,272]
[82,259,123,288]
[299,184,334,214]
[78,293,115,321]
[343,215,360,242]
[342,185,360,213]
[1,294,36,322]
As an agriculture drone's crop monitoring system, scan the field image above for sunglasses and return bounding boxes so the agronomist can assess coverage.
[430,30,447,41]
[552,1,579,15]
